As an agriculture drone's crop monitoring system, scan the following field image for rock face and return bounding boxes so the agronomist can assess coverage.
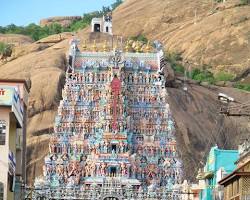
[0,34,33,46]
[40,16,82,27]
[113,0,250,75]
[167,84,250,181]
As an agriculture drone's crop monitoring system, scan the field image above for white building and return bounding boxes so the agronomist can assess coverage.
[91,14,112,35]
[0,80,29,200]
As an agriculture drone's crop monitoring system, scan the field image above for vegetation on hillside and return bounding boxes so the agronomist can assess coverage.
[0,0,123,41]
[239,0,249,4]
[165,51,250,92]
[0,42,8,54]
[129,34,148,43]
[0,23,64,41]
[0,42,12,55]
[0,42,13,61]
[189,68,215,84]
[165,52,184,74]
[214,0,249,4]
[234,83,250,92]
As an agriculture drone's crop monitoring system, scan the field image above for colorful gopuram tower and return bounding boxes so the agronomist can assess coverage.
[33,39,183,200]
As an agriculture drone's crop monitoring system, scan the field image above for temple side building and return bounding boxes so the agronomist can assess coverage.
[0,79,29,200]
[197,146,239,200]
[219,139,250,200]
[91,13,113,35]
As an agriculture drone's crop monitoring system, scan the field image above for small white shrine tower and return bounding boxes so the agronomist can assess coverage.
[91,13,112,35]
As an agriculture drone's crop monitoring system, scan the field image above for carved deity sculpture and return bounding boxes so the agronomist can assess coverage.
[85,163,91,177]
[42,165,47,177]
[131,164,137,178]
[120,162,127,176]
[85,159,95,177]
[75,173,81,185]
[56,165,64,177]
[90,161,96,177]
[100,163,107,176]
[103,142,108,153]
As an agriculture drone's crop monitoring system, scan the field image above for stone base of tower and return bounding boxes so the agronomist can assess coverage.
[33,176,182,200]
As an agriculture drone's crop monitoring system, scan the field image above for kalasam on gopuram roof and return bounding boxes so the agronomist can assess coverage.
[33,37,183,200]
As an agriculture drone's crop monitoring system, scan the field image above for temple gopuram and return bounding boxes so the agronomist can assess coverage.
[33,38,183,200]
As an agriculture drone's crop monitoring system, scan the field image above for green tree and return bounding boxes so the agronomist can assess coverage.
[215,72,234,82]
[189,68,215,84]
[101,6,111,15]
[241,0,250,4]
[48,23,63,35]
[0,26,6,33]
[68,20,88,32]
[130,34,148,43]
[111,0,123,10]
[0,42,6,53]
[0,42,13,58]
[25,23,42,40]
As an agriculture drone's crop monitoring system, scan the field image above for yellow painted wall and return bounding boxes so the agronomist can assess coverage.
[6,113,16,200]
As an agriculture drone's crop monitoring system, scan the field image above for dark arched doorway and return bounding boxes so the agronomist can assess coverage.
[103,197,119,200]
[94,24,101,32]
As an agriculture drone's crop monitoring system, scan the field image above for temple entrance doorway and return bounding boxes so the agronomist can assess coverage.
[94,24,101,32]
[103,197,119,200]
[111,144,117,152]
[110,166,117,176]
[106,26,109,33]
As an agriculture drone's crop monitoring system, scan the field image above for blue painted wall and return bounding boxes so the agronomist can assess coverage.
[200,146,238,200]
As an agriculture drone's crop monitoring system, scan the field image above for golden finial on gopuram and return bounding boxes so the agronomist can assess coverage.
[145,40,150,53]
[113,37,118,51]
[82,40,87,51]
[103,40,108,52]
[135,41,140,53]
[92,40,98,52]
[125,40,130,52]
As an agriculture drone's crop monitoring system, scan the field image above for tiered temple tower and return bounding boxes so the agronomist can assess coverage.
[33,39,183,200]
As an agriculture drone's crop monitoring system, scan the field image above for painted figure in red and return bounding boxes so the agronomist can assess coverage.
[111,74,121,131]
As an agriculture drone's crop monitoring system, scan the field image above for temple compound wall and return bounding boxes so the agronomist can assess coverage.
[33,39,183,200]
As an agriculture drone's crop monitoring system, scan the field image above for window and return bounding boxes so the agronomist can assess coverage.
[236,179,239,194]
[8,173,14,192]
[0,120,6,145]
[0,182,3,199]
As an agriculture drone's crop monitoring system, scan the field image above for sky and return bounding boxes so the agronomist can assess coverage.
[0,0,115,26]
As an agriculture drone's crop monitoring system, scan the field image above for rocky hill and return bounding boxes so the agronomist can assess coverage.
[0,34,33,46]
[113,0,250,76]
[0,0,249,184]
[40,16,82,27]
[167,83,250,181]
